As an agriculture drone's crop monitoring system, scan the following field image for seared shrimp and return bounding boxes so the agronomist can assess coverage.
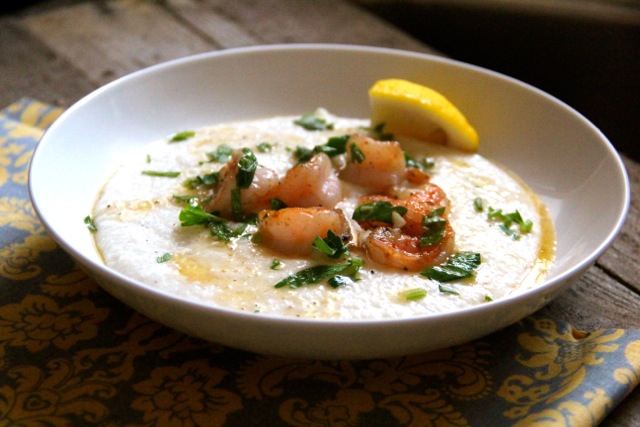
[207,150,279,218]
[258,207,352,256]
[339,135,406,192]
[272,153,342,208]
[355,183,455,271]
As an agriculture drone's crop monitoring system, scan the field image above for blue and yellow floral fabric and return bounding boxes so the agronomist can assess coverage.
[1,99,639,426]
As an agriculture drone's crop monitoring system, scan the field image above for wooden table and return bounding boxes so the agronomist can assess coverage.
[1,1,638,425]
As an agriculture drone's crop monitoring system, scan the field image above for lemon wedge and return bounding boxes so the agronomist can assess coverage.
[369,79,479,151]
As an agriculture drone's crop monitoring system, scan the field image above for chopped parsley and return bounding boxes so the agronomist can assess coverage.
[256,142,272,152]
[235,148,257,189]
[156,253,172,263]
[405,288,427,301]
[404,152,435,171]
[421,252,481,283]
[294,113,334,131]
[270,258,283,270]
[84,215,97,232]
[210,222,248,242]
[420,207,447,246]
[349,142,365,163]
[183,172,219,189]
[141,170,181,178]
[274,258,363,289]
[207,144,234,163]
[352,201,408,225]
[269,198,287,210]
[312,230,350,259]
[473,197,484,212]
[294,134,350,163]
[169,130,195,142]
[178,202,225,226]
[438,283,460,295]
[369,122,394,141]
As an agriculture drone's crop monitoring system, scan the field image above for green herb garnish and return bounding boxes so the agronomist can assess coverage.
[230,187,243,221]
[210,223,248,242]
[438,283,460,295]
[270,258,283,270]
[208,144,234,163]
[404,152,435,171]
[350,142,365,163]
[183,172,219,189]
[170,130,195,142]
[486,207,533,240]
[312,230,350,259]
[421,252,481,282]
[179,203,225,226]
[369,122,394,141]
[269,198,287,210]
[420,207,447,246]
[405,288,427,301]
[473,197,484,212]
[256,142,272,152]
[352,201,408,225]
[235,148,257,189]
[274,258,363,289]
[294,113,334,131]
[84,215,97,232]
[141,170,181,178]
[294,134,350,163]
[156,253,172,263]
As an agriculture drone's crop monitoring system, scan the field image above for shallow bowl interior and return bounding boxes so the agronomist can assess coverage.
[29,45,629,359]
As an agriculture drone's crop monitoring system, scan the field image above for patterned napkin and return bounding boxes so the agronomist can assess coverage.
[1,99,639,426]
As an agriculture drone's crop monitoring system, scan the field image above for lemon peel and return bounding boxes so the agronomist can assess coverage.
[369,79,479,151]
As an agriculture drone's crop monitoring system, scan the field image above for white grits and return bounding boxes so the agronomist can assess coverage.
[92,113,555,319]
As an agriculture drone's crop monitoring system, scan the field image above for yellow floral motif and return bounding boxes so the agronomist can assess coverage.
[613,340,640,396]
[511,388,613,426]
[0,235,58,281]
[0,360,115,424]
[239,343,491,426]
[40,264,100,297]
[131,360,242,426]
[0,295,109,355]
[0,197,44,234]
[280,389,375,427]
[498,317,623,421]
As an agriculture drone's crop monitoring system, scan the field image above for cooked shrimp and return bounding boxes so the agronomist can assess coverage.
[355,183,455,271]
[272,152,342,208]
[207,150,279,218]
[258,207,352,256]
[339,134,406,192]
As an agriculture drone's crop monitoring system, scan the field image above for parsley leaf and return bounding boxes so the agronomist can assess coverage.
[404,152,435,171]
[350,142,365,163]
[274,258,363,289]
[294,134,350,163]
[156,253,172,263]
[312,230,350,259]
[421,252,481,282]
[420,207,447,246]
[210,223,248,242]
[179,203,225,226]
[183,172,219,189]
[141,170,181,178]
[235,148,257,189]
[294,113,334,131]
[170,130,195,142]
[352,201,408,225]
[256,142,272,152]
[208,144,234,163]
[405,288,427,301]
[84,215,97,232]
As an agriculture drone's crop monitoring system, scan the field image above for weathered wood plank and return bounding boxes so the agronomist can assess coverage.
[541,265,640,330]
[19,0,215,87]
[597,154,640,293]
[0,17,95,107]
[171,0,440,53]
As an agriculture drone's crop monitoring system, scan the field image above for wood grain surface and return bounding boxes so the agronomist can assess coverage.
[1,1,637,425]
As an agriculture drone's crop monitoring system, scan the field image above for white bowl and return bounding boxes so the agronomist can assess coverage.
[29,45,629,359]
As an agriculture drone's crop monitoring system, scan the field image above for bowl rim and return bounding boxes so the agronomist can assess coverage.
[29,43,631,329]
